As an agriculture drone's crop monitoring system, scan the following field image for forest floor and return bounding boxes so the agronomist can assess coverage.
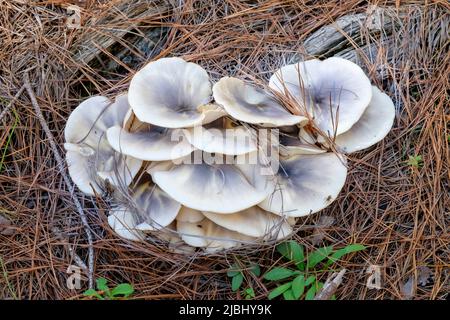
[0,0,448,299]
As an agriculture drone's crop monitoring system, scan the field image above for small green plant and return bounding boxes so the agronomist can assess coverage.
[83,277,134,300]
[243,287,256,299]
[264,241,366,300]
[227,262,260,299]
[406,154,423,169]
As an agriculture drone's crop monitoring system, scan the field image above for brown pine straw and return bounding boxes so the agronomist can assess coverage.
[0,0,448,299]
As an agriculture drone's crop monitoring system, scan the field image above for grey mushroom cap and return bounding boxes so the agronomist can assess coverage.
[332,86,396,153]
[259,152,348,217]
[127,181,182,232]
[269,57,372,136]
[213,77,308,127]
[183,126,257,156]
[176,218,254,251]
[152,162,272,213]
[107,125,194,161]
[128,57,219,128]
[203,206,293,239]
[108,207,143,241]
[64,94,142,195]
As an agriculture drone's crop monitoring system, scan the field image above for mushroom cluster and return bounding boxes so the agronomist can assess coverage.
[64,57,395,253]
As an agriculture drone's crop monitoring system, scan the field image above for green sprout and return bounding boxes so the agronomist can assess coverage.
[83,277,134,300]
[406,154,423,169]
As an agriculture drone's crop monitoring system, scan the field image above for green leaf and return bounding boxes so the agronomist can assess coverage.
[264,267,297,281]
[307,246,333,269]
[283,289,296,300]
[327,244,366,266]
[244,287,255,299]
[276,241,304,263]
[305,284,316,300]
[96,278,109,293]
[250,264,261,277]
[83,289,104,300]
[305,275,316,286]
[316,281,324,291]
[227,263,241,277]
[231,273,244,292]
[111,283,134,298]
[268,282,292,300]
[291,275,305,299]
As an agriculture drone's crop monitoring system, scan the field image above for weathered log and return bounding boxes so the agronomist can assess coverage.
[302,6,397,57]
[72,0,171,64]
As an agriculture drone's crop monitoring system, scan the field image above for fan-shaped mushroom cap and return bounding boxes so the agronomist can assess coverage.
[108,207,143,241]
[183,126,257,156]
[64,94,142,195]
[176,218,254,251]
[121,181,181,232]
[65,94,129,144]
[332,86,395,153]
[259,152,347,217]
[269,58,372,136]
[128,57,216,128]
[152,162,271,213]
[203,206,293,239]
[213,77,307,127]
[106,125,194,161]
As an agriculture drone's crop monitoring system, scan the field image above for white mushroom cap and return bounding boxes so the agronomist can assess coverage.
[213,77,308,127]
[234,152,277,196]
[176,218,254,251]
[128,57,214,128]
[176,219,209,247]
[332,86,395,153]
[183,126,257,156]
[125,181,181,231]
[96,155,142,188]
[203,206,293,239]
[108,207,143,241]
[197,103,228,124]
[152,162,271,213]
[176,206,204,223]
[269,58,372,136]
[279,134,325,157]
[106,125,194,161]
[64,94,142,195]
[259,152,347,217]
[65,94,129,145]
[65,150,102,194]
